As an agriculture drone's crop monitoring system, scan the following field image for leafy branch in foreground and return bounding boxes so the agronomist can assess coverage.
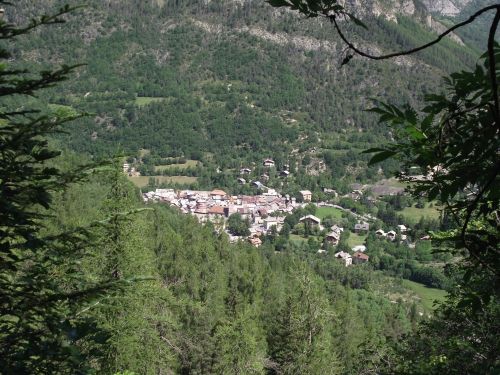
[364,45,500,307]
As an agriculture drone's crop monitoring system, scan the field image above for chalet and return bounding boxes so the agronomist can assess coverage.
[375,229,386,237]
[300,190,312,202]
[352,251,369,264]
[397,224,408,233]
[263,158,275,167]
[263,188,279,197]
[330,224,344,234]
[280,170,290,177]
[240,167,252,175]
[251,181,264,189]
[334,251,352,267]
[352,245,367,253]
[354,222,370,233]
[324,231,340,246]
[237,178,246,185]
[386,230,397,241]
[210,189,227,200]
[299,215,321,227]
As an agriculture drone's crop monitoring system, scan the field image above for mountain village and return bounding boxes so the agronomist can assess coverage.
[141,157,417,268]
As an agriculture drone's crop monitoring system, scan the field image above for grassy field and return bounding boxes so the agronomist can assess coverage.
[316,206,343,220]
[154,160,199,172]
[135,96,167,107]
[138,148,150,157]
[401,203,441,222]
[347,232,367,247]
[289,234,322,246]
[403,280,447,311]
[127,175,197,188]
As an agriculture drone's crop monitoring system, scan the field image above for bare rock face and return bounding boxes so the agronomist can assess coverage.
[342,0,474,19]
[420,0,473,16]
[341,0,416,21]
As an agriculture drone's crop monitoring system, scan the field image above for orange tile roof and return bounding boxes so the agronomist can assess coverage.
[208,206,225,215]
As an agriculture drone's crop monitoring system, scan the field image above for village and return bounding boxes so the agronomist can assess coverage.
[142,181,417,271]
[136,156,424,268]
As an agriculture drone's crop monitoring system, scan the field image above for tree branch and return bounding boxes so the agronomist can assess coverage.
[329,5,500,61]
[487,8,500,127]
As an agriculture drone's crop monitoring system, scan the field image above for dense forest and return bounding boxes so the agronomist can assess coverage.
[1,0,499,374]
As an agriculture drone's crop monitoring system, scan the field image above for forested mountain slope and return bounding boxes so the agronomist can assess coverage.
[2,1,498,373]
[9,0,486,176]
[43,160,426,374]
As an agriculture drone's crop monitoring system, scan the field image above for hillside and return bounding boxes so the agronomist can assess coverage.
[2,1,499,373]
[8,0,487,194]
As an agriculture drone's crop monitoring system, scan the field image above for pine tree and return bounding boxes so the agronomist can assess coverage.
[0,3,113,373]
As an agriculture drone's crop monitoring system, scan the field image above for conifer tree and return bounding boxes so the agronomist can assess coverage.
[0,3,114,372]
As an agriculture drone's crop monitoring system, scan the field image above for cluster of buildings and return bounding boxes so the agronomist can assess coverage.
[143,188,304,244]
[237,159,294,187]
[375,225,408,241]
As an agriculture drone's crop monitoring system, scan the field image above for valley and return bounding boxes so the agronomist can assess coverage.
[1,0,498,374]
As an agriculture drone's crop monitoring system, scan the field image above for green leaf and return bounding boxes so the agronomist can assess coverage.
[266,0,290,7]
[368,150,397,165]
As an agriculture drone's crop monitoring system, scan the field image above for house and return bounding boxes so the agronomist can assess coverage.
[397,224,408,233]
[330,224,344,234]
[420,235,431,241]
[263,188,279,197]
[208,205,225,220]
[260,173,270,182]
[122,163,130,173]
[352,251,369,264]
[323,188,338,197]
[299,215,321,227]
[317,249,327,254]
[334,251,352,267]
[386,230,397,241]
[264,217,283,232]
[324,231,340,246]
[280,170,290,177]
[263,158,275,167]
[375,229,386,237]
[352,245,367,253]
[249,236,262,247]
[210,189,227,200]
[251,181,264,189]
[300,190,312,202]
[354,222,370,233]
[237,178,246,185]
[240,167,252,175]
